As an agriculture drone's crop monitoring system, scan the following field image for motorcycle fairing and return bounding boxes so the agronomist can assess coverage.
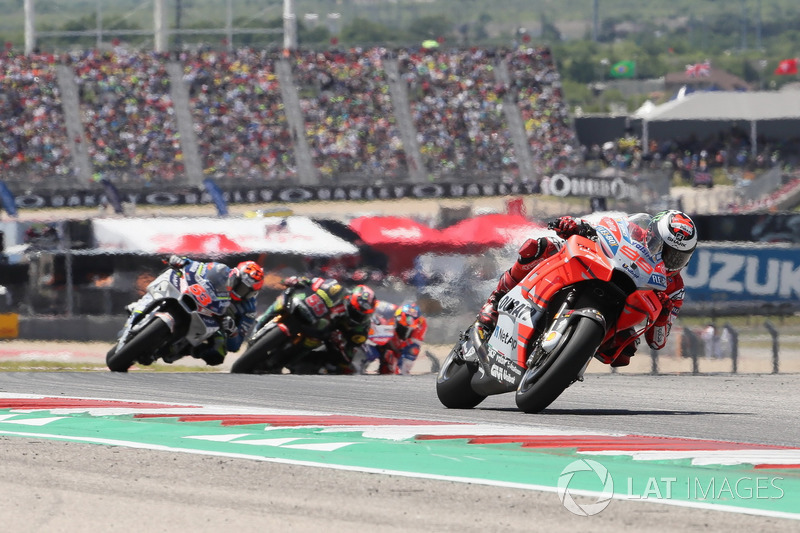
[517,235,616,310]
[483,230,666,379]
[474,285,536,393]
[368,323,396,346]
[599,216,668,291]
[115,267,227,356]
[288,291,334,331]
[181,269,230,316]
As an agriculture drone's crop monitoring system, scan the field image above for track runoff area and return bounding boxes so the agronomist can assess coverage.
[0,393,797,520]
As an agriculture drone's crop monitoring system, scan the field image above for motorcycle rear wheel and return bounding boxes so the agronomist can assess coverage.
[515,316,604,414]
[436,344,486,409]
[107,319,172,372]
[230,327,290,374]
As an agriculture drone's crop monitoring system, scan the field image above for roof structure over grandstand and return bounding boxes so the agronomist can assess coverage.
[634,91,800,122]
[633,90,800,155]
[664,68,752,92]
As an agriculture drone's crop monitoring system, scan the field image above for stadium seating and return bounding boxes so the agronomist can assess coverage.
[0,46,595,188]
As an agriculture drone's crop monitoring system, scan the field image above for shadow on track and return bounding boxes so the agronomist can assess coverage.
[471,407,740,416]
[537,408,738,416]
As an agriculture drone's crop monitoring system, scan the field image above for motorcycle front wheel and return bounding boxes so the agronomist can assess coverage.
[230,326,291,374]
[435,343,486,409]
[515,316,604,414]
[107,319,172,372]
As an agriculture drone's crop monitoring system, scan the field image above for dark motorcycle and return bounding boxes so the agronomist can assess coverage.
[230,285,339,374]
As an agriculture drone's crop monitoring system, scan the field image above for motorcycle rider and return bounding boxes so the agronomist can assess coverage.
[477,210,697,367]
[167,255,264,365]
[252,276,377,372]
[362,301,427,374]
[327,283,378,372]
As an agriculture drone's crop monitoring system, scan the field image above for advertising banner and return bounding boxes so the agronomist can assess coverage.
[90,216,358,257]
[683,245,800,304]
[1,172,649,212]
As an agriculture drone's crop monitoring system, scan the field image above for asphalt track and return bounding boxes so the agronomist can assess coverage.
[0,370,799,532]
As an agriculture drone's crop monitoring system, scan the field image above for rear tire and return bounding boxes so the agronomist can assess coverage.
[107,319,172,372]
[436,345,486,409]
[515,317,604,414]
[231,327,291,374]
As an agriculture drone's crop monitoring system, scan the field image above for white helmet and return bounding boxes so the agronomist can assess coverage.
[652,210,698,271]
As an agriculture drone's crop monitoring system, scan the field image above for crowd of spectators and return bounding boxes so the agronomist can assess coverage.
[68,48,185,185]
[506,47,578,176]
[587,129,800,179]
[0,44,580,187]
[398,47,518,178]
[0,51,73,186]
[180,47,298,181]
[291,47,408,180]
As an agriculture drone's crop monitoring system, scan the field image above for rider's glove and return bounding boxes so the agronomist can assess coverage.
[551,216,580,238]
[221,316,237,338]
[168,255,189,269]
[656,291,674,317]
[550,216,596,239]
[282,275,311,288]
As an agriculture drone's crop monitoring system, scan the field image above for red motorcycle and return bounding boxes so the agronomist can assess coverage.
[436,213,666,413]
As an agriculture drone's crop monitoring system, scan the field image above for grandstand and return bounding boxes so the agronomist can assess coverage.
[0,45,578,193]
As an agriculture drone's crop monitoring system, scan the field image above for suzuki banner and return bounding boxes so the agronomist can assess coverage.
[683,245,800,303]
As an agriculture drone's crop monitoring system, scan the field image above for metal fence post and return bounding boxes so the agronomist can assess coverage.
[764,320,779,374]
[681,326,701,374]
[650,347,658,375]
[724,322,738,374]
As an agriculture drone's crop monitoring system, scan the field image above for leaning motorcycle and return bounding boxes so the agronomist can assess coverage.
[230,285,338,374]
[106,264,230,372]
[436,213,666,413]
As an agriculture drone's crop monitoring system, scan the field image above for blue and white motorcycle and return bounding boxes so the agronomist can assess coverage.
[106,262,231,372]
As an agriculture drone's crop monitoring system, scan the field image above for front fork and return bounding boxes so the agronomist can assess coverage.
[530,290,607,379]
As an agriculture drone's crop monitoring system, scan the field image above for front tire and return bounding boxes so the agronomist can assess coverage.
[436,344,486,409]
[515,317,604,414]
[231,327,291,374]
[107,319,172,372]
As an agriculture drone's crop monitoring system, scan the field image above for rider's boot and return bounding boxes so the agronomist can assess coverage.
[596,328,638,367]
[162,344,185,364]
[191,332,227,366]
[477,269,519,331]
[477,237,562,331]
